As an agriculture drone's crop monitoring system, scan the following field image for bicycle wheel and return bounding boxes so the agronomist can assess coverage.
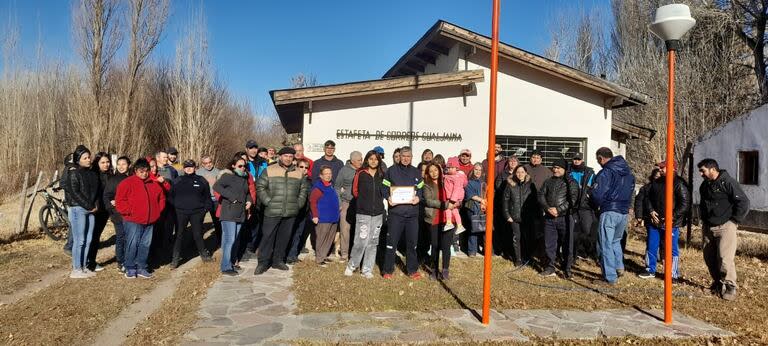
[39,204,69,241]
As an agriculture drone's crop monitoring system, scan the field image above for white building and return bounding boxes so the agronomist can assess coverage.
[270,21,651,169]
[693,104,768,229]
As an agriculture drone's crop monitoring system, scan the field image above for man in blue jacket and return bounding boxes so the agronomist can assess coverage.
[591,147,635,284]
[381,146,424,279]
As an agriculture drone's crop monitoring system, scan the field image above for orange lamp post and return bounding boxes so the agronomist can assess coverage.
[482,0,500,326]
[648,4,695,325]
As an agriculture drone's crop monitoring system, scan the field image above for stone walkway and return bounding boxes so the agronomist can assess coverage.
[183,256,733,345]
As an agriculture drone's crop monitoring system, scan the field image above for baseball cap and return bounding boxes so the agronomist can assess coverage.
[572,152,584,160]
[373,146,384,154]
[183,159,196,168]
[245,140,258,149]
[656,160,678,170]
[460,149,472,156]
[167,147,178,155]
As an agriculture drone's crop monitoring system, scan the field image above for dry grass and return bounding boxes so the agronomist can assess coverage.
[293,231,768,345]
[0,237,69,295]
[123,251,221,345]
[0,264,168,345]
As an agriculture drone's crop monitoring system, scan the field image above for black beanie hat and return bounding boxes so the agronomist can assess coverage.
[73,145,90,164]
[552,158,568,169]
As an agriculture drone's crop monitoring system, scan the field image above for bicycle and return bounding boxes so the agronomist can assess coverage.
[37,179,70,241]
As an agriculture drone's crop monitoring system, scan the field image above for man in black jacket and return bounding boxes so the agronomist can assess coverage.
[537,159,579,278]
[381,146,424,279]
[567,152,597,260]
[170,160,213,268]
[639,161,690,280]
[698,158,750,300]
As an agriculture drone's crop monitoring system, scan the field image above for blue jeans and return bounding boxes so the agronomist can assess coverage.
[68,206,94,270]
[114,220,126,266]
[646,224,680,278]
[124,222,154,271]
[221,221,242,272]
[598,211,628,283]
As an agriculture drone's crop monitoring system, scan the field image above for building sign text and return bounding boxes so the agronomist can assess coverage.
[336,129,462,142]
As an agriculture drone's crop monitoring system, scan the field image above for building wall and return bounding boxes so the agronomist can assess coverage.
[302,42,613,170]
[693,104,768,211]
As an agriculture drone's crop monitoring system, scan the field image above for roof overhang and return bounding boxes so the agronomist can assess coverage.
[384,21,649,109]
[612,119,656,141]
[270,69,485,133]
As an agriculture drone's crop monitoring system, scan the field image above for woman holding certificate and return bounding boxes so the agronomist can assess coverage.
[422,162,455,280]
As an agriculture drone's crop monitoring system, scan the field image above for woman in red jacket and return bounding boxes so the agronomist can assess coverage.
[115,158,167,279]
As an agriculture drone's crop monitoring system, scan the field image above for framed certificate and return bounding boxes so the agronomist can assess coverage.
[390,186,416,204]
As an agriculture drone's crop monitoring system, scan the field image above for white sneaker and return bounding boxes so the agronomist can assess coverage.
[83,269,97,278]
[362,272,374,279]
[344,267,354,276]
[455,225,467,235]
[93,265,105,272]
[443,223,455,231]
[69,270,89,279]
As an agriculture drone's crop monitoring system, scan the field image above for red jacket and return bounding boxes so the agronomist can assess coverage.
[115,175,166,225]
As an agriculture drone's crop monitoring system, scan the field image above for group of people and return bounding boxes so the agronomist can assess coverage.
[60,139,750,301]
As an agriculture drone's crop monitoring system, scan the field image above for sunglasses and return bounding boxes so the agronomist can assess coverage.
[235,165,245,168]
[298,165,309,169]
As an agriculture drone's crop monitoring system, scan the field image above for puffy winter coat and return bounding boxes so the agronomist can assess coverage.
[591,156,635,214]
[257,163,308,218]
[645,175,690,227]
[503,175,538,222]
[422,182,448,225]
[538,175,579,217]
[568,164,595,210]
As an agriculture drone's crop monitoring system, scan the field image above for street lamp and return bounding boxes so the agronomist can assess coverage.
[648,3,695,325]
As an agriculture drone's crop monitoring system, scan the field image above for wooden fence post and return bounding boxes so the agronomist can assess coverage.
[16,172,29,235]
[22,171,44,234]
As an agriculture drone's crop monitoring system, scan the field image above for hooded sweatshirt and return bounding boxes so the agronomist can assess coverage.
[591,155,635,214]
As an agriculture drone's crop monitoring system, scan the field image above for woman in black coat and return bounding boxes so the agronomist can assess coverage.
[213,157,253,275]
[103,156,131,272]
[88,152,113,272]
[502,165,538,266]
[64,145,100,278]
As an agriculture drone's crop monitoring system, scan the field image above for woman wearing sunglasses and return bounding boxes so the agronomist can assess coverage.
[213,157,253,276]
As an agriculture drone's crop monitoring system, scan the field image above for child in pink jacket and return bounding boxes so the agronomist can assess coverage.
[444,157,468,234]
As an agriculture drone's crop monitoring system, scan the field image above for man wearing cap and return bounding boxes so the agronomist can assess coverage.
[168,147,182,172]
[537,158,579,278]
[312,140,344,181]
[568,152,597,260]
[245,140,268,179]
[254,146,309,275]
[591,147,635,284]
[638,159,689,281]
[169,160,213,268]
[457,149,474,177]
[373,146,387,172]
[524,149,552,190]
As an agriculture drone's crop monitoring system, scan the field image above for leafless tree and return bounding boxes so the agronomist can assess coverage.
[114,0,169,154]
[72,0,123,149]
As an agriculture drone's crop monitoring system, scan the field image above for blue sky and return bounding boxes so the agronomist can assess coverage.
[1,0,609,113]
